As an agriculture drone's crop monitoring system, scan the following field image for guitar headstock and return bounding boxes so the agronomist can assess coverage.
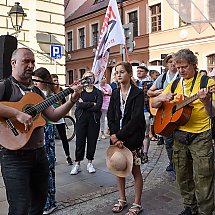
[75,76,94,87]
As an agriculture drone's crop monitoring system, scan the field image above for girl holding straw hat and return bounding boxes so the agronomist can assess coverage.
[107,62,146,215]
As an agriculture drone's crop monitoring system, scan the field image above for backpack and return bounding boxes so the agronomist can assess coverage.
[160,72,180,89]
[161,72,167,89]
[171,75,215,138]
[170,75,210,93]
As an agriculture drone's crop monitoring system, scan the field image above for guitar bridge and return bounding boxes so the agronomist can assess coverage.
[6,119,19,136]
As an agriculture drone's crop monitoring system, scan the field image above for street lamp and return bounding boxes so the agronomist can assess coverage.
[8,2,26,34]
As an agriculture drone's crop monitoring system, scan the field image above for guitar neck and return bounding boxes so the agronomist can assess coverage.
[176,94,198,110]
[25,88,73,115]
[176,84,214,111]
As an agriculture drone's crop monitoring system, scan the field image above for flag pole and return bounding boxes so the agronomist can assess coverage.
[124,44,130,62]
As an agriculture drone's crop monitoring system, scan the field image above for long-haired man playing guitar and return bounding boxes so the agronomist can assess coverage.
[152,49,215,215]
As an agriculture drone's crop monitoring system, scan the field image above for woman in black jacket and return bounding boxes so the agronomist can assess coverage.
[107,62,146,215]
[70,71,103,175]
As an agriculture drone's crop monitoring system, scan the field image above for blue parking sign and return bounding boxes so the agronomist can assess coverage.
[50,45,62,59]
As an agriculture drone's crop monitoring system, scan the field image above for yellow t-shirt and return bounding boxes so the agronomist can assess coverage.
[163,73,215,133]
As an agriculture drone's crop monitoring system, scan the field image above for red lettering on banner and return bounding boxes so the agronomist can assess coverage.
[97,6,116,48]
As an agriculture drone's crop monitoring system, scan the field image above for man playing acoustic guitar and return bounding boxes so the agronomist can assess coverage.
[152,49,215,215]
[0,48,82,215]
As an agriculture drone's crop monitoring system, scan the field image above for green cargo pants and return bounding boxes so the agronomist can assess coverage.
[173,130,214,215]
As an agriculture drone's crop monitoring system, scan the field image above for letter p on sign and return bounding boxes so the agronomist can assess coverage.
[50,45,62,59]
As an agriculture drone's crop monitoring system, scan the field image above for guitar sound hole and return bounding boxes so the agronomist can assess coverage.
[172,105,177,115]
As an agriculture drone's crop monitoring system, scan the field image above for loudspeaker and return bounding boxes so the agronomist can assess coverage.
[0,35,17,79]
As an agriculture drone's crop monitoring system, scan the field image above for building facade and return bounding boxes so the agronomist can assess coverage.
[65,0,215,83]
[0,0,66,84]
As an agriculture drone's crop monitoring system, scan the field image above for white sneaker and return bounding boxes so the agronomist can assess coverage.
[70,164,81,175]
[43,206,57,214]
[87,163,96,173]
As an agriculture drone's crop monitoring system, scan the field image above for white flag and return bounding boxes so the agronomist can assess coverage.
[92,0,125,83]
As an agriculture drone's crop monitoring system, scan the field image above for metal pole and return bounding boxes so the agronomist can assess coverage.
[120,0,125,61]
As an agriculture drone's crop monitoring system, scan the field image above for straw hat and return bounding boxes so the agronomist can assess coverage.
[106,145,133,177]
[163,53,174,67]
[208,68,215,77]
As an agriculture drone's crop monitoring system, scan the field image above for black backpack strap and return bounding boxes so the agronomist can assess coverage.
[161,72,167,89]
[200,75,210,89]
[2,77,12,101]
[171,78,180,93]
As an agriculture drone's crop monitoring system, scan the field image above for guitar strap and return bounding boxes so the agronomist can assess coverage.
[2,76,42,101]
[171,74,209,93]
[2,77,13,101]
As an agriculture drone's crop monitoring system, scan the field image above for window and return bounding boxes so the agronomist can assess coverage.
[67,31,72,52]
[92,23,99,47]
[68,70,74,85]
[79,28,85,49]
[128,11,138,37]
[80,69,86,78]
[207,54,215,71]
[209,0,215,20]
[151,4,161,32]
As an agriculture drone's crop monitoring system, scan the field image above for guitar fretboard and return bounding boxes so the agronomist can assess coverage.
[175,94,198,111]
[175,84,214,111]
[24,88,73,115]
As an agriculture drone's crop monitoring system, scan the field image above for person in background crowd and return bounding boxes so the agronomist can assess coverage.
[208,68,215,80]
[152,49,215,215]
[149,70,160,81]
[110,72,119,90]
[136,65,152,164]
[33,68,62,214]
[0,48,81,215]
[148,70,160,141]
[51,74,73,165]
[107,62,145,215]
[199,69,207,76]
[70,71,103,175]
[99,76,112,140]
[147,54,179,176]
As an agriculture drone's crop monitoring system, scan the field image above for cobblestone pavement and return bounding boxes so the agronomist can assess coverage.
[52,140,182,215]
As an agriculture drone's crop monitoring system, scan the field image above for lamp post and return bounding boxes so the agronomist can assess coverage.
[8,2,26,35]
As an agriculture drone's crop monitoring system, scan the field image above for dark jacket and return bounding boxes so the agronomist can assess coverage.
[75,87,103,123]
[107,84,146,151]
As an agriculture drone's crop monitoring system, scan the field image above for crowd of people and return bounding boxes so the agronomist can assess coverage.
[0,47,214,215]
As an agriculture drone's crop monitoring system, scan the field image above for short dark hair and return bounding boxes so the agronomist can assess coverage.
[137,65,149,72]
[149,70,158,76]
[199,70,207,75]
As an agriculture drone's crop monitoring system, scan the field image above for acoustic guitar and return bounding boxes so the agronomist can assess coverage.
[154,86,214,136]
[0,77,91,150]
[149,97,158,116]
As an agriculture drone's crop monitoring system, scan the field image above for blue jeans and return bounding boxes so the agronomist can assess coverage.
[1,147,49,215]
[44,124,56,211]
